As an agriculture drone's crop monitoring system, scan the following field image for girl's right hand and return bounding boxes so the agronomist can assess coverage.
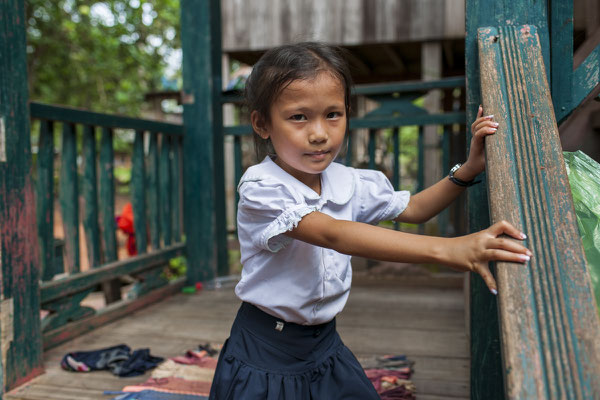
[446,220,531,294]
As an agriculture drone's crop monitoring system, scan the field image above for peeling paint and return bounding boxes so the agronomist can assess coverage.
[1,297,14,385]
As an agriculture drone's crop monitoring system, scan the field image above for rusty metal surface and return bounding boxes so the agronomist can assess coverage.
[479,25,600,399]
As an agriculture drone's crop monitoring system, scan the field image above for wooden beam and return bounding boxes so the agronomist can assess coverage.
[550,0,573,122]
[43,278,186,350]
[382,44,405,73]
[479,24,600,399]
[572,29,600,109]
[0,0,44,392]
[465,1,551,399]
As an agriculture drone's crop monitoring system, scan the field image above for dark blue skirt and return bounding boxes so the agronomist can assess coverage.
[209,302,380,400]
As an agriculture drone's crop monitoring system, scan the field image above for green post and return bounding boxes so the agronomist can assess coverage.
[181,0,219,283]
[465,1,550,398]
[0,0,44,393]
[209,0,229,277]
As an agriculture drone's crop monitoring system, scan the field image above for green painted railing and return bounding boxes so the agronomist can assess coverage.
[30,102,186,349]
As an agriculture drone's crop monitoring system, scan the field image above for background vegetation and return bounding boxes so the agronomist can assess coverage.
[26,0,181,116]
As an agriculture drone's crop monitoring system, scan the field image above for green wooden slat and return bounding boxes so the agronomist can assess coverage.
[0,0,44,389]
[159,134,171,246]
[41,289,95,332]
[550,0,573,122]
[59,122,80,274]
[572,43,600,109]
[393,128,400,190]
[392,127,400,231]
[40,244,185,303]
[30,102,183,135]
[417,126,425,235]
[171,137,181,242]
[37,120,55,281]
[368,129,376,170]
[43,278,185,350]
[223,125,253,136]
[439,126,451,236]
[345,130,353,166]
[147,133,160,250]
[210,0,229,277]
[131,130,147,254]
[99,127,117,262]
[82,125,101,268]
[417,126,424,193]
[234,135,242,218]
[181,0,217,283]
[99,127,120,304]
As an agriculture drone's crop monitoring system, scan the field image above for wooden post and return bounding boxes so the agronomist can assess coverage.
[210,0,229,277]
[465,1,550,398]
[180,0,219,283]
[0,0,44,393]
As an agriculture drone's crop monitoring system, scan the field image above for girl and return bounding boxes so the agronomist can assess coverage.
[209,42,530,400]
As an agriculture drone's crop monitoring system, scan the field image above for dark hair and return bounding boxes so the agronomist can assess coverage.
[245,42,353,161]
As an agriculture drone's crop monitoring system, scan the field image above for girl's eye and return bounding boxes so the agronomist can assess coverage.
[327,111,343,119]
[290,114,307,121]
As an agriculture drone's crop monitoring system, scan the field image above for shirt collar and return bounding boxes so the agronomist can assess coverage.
[246,156,355,205]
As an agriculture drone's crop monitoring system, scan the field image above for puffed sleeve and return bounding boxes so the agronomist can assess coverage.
[237,179,318,253]
[354,169,410,224]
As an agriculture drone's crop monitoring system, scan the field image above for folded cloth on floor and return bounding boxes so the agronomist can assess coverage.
[151,359,215,381]
[61,344,163,377]
[379,385,416,400]
[121,377,212,396]
[107,389,208,400]
[171,350,218,369]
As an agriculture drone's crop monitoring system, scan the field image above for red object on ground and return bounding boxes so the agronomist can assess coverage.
[116,202,137,255]
[195,282,203,291]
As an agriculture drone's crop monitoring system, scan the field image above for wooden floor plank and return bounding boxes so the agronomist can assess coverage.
[6,276,469,399]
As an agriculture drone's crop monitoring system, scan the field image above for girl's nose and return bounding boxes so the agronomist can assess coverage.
[308,121,328,144]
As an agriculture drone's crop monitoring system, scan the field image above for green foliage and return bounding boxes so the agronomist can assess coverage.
[163,255,187,281]
[26,0,181,116]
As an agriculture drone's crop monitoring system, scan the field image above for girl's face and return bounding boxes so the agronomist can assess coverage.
[251,71,346,194]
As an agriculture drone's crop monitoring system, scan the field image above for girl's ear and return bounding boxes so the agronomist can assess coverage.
[251,110,270,139]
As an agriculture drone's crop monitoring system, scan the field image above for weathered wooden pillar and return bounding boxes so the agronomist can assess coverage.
[0,0,44,393]
[479,24,600,399]
[465,1,550,398]
[180,0,224,283]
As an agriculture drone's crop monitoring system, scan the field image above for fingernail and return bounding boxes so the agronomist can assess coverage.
[486,114,494,119]
[492,122,499,127]
[520,232,527,239]
[520,255,531,262]
[491,289,498,295]
[479,105,482,109]
[526,250,533,257]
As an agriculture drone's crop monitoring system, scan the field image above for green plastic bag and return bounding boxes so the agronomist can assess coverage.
[564,151,600,313]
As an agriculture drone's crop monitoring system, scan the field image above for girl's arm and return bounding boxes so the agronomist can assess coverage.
[397,106,498,224]
[286,212,530,294]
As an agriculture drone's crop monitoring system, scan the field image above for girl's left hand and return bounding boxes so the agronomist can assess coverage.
[463,105,499,177]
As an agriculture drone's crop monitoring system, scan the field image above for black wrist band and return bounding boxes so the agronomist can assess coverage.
[449,163,481,187]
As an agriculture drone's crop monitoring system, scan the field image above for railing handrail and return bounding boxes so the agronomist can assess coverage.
[220,76,466,104]
[30,102,184,135]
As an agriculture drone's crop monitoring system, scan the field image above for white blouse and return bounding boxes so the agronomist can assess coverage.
[235,157,410,325]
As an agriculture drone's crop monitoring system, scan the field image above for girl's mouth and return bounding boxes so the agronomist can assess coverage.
[305,150,330,160]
